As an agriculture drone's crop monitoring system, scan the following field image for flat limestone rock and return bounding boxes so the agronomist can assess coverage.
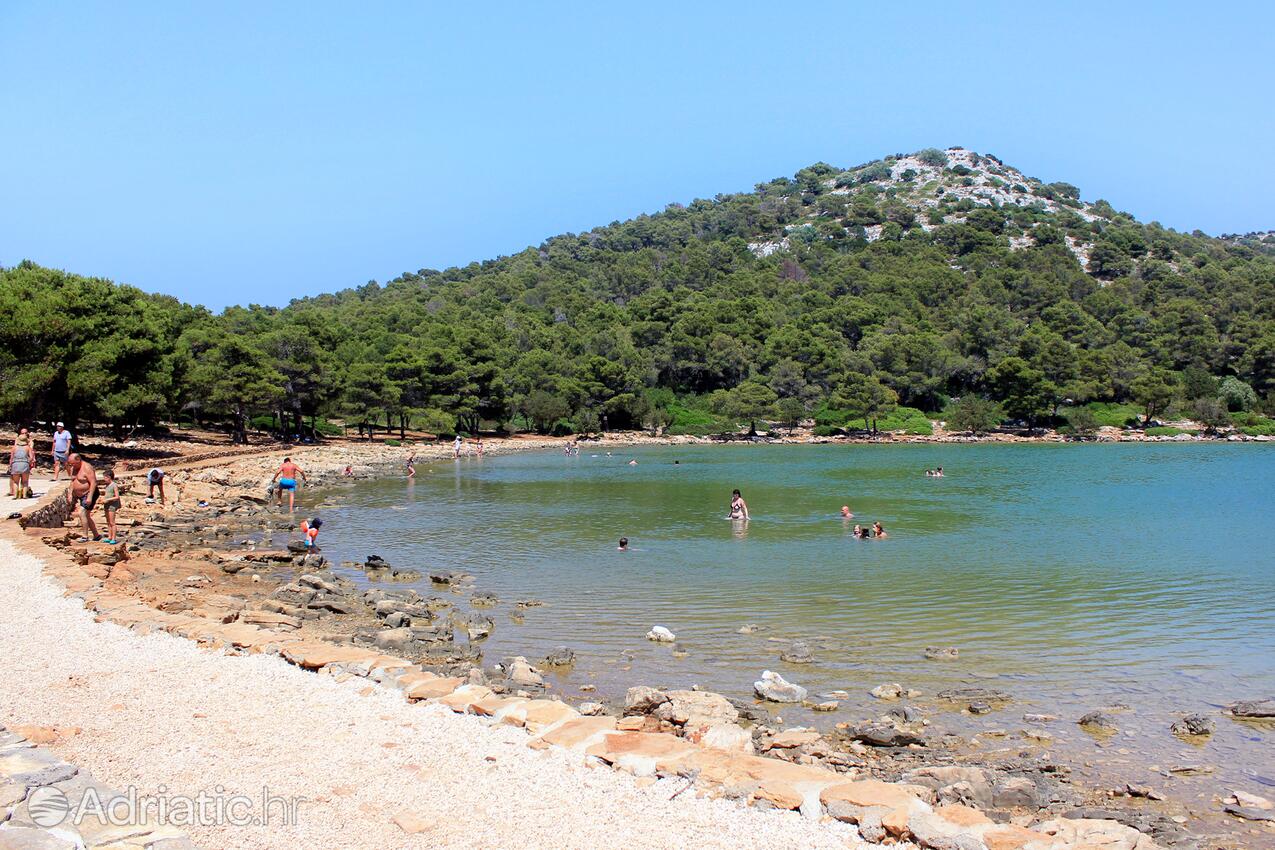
[403,676,463,701]
[585,731,698,777]
[536,716,617,751]
[436,685,494,713]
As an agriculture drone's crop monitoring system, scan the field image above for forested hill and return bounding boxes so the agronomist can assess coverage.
[4,147,1275,439]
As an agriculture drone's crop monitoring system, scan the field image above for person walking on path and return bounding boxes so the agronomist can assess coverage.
[270,457,307,511]
[100,469,122,544]
[65,453,100,540]
[9,430,35,498]
[51,423,73,481]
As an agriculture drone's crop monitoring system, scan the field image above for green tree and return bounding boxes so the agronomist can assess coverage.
[831,373,898,433]
[1131,368,1177,425]
[985,357,1057,424]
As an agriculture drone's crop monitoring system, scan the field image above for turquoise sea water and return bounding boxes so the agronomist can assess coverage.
[318,443,1275,792]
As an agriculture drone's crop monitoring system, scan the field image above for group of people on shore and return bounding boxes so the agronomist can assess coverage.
[7,422,75,499]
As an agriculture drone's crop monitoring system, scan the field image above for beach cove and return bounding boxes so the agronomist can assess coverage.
[3,437,1274,849]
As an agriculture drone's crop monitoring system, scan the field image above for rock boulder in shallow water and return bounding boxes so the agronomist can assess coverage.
[753,670,807,703]
[645,626,676,643]
[542,646,575,666]
[1170,713,1215,736]
[848,722,924,747]
[870,682,904,700]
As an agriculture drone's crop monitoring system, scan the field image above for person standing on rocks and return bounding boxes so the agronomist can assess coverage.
[9,429,35,498]
[100,469,122,545]
[65,453,100,541]
[51,422,73,481]
[270,457,307,511]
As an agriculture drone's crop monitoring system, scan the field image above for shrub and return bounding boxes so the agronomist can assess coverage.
[916,148,948,167]
[1065,406,1099,436]
[874,406,934,435]
[1240,425,1275,436]
[385,438,401,447]
[1085,402,1142,428]
[943,396,1005,433]
[813,425,842,437]
[1218,376,1258,411]
[857,162,892,183]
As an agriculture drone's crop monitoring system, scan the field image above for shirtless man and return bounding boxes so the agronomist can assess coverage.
[65,453,100,540]
[270,456,307,511]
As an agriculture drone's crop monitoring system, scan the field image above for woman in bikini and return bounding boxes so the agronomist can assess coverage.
[728,488,750,520]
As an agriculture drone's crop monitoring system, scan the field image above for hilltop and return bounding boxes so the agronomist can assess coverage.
[3,147,1274,440]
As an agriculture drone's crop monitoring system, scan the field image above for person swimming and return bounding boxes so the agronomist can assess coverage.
[873,521,887,539]
[728,489,749,520]
[617,537,629,551]
[840,505,854,518]
[852,524,866,538]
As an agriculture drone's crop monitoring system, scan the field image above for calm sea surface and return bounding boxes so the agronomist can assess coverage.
[316,444,1275,792]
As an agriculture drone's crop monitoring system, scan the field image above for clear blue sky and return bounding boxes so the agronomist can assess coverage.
[3,2,1272,310]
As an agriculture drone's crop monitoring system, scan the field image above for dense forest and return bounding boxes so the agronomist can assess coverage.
[4,147,1275,441]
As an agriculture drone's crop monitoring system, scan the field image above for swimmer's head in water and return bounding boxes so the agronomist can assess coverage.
[840,505,851,516]
[618,537,628,549]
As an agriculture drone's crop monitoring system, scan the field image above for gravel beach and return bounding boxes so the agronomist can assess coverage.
[0,538,868,849]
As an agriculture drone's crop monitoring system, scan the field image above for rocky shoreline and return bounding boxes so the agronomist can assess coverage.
[5,437,1273,849]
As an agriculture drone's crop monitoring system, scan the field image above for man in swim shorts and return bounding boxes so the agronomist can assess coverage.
[270,456,307,511]
[51,422,73,481]
[65,453,100,540]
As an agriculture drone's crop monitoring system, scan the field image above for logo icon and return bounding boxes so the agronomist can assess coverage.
[27,786,70,827]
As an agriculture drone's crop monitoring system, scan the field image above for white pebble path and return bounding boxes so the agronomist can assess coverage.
[0,539,873,849]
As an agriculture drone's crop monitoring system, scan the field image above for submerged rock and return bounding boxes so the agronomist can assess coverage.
[779,641,814,664]
[542,646,575,667]
[937,687,1011,703]
[1227,698,1275,718]
[753,670,807,703]
[923,645,959,659]
[1078,710,1119,731]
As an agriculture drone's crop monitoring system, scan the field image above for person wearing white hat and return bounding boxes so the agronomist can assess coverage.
[51,422,73,481]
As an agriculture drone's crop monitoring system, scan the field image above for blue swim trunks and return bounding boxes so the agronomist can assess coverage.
[278,478,297,490]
